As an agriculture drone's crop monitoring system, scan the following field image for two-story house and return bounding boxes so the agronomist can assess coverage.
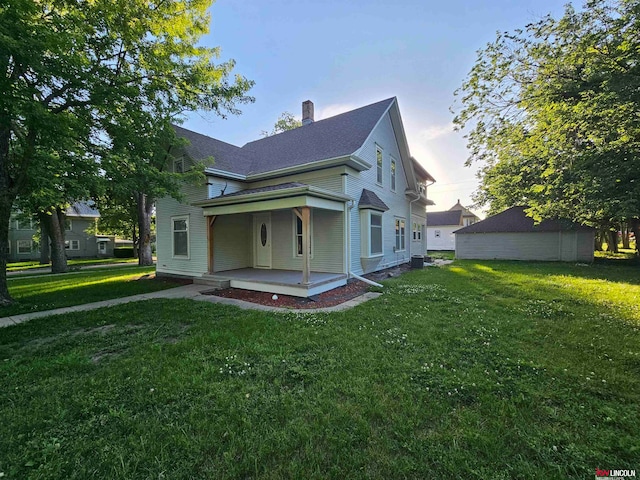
[426,200,480,251]
[156,97,436,297]
[7,202,112,262]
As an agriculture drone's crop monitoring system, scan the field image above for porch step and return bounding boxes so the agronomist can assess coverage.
[193,275,231,289]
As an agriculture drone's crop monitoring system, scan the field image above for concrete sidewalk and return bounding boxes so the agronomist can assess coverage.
[0,285,382,328]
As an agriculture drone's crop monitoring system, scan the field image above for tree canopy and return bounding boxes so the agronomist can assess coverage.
[0,0,253,304]
[453,0,640,247]
[261,111,302,136]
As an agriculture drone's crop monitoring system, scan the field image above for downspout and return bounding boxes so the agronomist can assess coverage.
[349,271,383,288]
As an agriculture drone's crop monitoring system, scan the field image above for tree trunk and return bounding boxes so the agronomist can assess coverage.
[630,218,640,257]
[137,192,154,266]
[38,212,51,264]
[0,191,14,306]
[594,232,602,251]
[607,229,619,253]
[132,224,138,259]
[0,126,16,306]
[621,223,630,249]
[42,208,68,273]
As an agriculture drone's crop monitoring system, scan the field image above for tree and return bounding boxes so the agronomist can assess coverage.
[261,112,302,136]
[0,0,253,304]
[453,0,640,254]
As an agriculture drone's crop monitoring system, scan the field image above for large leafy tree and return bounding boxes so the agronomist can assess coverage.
[453,0,640,252]
[0,0,253,304]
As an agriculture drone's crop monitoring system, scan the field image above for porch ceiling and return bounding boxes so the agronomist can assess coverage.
[194,183,351,216]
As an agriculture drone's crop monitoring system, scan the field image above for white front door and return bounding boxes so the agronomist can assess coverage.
[254,213,272,269]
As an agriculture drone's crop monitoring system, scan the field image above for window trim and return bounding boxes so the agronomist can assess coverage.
[65,219,73,231]
[375,145,383,185]
[173,157,185,174]
[394,217,406,252]
[434,229,441,238]
[16,218,33,230]
[17,239,33,254]
[65,239,80,251]
[412,222,422,241]
[171,215,190,259]
[390,157,397,192]
[292,211,314,259]
[369,211,383,257]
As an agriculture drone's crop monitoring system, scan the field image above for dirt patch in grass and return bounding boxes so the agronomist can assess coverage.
[207,263,412,309]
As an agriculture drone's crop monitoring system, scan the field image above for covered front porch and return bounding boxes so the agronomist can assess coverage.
[200,268,348,298]
[193,182,351,297]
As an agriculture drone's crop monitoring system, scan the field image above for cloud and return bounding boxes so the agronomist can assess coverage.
[421,123,455,141]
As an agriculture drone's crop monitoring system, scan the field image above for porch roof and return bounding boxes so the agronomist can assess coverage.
[193,182,351,216]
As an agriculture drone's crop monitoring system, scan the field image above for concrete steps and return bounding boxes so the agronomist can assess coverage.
[193,275,230,289]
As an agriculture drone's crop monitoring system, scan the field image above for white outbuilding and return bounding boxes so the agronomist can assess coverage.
[454,206,594,262]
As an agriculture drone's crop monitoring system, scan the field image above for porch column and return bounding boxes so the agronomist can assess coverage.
[206,216,217,274]
[294,207,311,285]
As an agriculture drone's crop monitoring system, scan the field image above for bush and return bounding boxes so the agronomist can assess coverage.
[113,248,135,258]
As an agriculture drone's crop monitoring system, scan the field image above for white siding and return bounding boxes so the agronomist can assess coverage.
[427,226,457,251]
[456,232,561,261]
[456,231,595,262]
[156,182,209,277]
[207,178,244,198]
[347,112,413,275]
[270,209,343,274]
[212,214,252,272]
[249,167,345,193]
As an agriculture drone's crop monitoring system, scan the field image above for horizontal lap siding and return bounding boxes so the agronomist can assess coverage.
[156,183,209,277]
[456,232,560,261]
[427,226,457,251]
[213,214,252,272]
[271,210,343,274]
[348,112,412,275]
[250,168,344,193]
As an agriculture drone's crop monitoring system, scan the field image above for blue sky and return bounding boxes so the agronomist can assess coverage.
[183,0,571,216]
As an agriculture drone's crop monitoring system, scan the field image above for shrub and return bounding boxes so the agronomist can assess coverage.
[113,248,135,258]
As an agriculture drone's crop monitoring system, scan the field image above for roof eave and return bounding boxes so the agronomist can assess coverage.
[245,155,371,181]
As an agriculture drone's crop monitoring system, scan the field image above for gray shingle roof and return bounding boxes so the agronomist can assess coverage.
[358,189,389,211]
[212,182,307,199]
[66,201,100,218]
[427,210,462,227]
[173,98,396,177]
[454,206,593,234]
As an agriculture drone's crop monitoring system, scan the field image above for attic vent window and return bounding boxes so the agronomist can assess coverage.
[173,158,184,173]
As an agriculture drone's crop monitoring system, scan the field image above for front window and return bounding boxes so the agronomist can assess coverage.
[395,218,406,251]
[376,146,383,185]
[173,157,185,173]
[172,216,189,258]
[17,240,33,254]
[391,159,396,191]
[370,212,383,255]
[293,212,313,257]
[65,240,80,250]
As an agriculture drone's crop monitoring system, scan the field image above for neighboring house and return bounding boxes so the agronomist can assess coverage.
[7,202,114,262]
[157,97,436,297]
[426,200,480,251]
[454,206,594,262]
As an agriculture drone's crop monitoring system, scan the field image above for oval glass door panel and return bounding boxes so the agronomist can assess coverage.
[260,223,267,246]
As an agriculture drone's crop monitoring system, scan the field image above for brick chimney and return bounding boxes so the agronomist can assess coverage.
[302,100,314,125]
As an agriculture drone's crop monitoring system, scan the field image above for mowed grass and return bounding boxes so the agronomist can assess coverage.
[0,260,639,479]
[2,266,179,317]
[7,257,139,272]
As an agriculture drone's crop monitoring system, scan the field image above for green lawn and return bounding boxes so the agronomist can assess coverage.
[1,260,639,479]
[2,266,180,317]
[7,257,138,272]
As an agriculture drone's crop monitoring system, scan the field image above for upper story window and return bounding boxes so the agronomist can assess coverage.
[391,158,396,191]
[172,216,189,258]
[173,157,185,174]
[16,218,33,230]
[434,230,441,238]
[65,219,72,231]
[376,146,383,185]
[395,218,406,251]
